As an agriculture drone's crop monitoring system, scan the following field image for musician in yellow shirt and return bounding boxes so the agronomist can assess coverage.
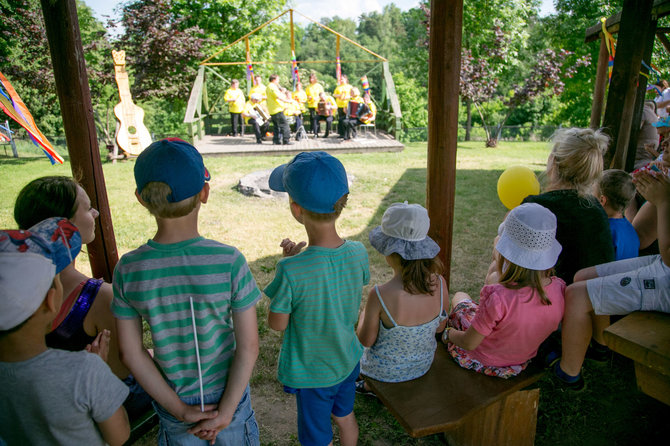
[242,93,270,144]
[250,75,267,102]
[359,94,377,125]
[305,73,324,135]
[343,88,373,140]
[316,92,337,138]
[333,75,352,138]
[224,79,246,136]
[266,74,292,145]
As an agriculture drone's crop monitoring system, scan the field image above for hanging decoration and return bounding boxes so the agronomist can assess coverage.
[0,71,62,164]
[291,50,300,88]
[336,56,342,84]
[361,75,370,95]
[246,51,254,82]
[600,17,616,83]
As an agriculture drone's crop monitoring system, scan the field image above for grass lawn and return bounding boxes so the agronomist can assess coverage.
[1,141,669,445]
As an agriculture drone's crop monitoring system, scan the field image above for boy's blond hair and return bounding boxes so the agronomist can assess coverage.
[140,182,200,218]
[300,194,349,222]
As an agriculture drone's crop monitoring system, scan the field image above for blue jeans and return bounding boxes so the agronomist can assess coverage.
[153,386,259,446]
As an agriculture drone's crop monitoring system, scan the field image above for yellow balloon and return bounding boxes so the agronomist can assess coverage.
[497,166,540,210]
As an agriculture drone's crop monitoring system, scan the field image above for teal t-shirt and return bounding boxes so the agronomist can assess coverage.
[264,240,369,388]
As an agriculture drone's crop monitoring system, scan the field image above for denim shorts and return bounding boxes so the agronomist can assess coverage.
[153,385,259,446]
[284,363,359,446]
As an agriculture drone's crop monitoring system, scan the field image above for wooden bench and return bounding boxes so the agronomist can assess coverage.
[365,346,545,445]
[603,311,670,406]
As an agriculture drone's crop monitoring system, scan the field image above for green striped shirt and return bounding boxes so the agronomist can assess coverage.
[112,237,261,397]
[265,240,369,388]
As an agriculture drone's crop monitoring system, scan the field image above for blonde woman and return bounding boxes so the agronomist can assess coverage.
[523,128,614,285]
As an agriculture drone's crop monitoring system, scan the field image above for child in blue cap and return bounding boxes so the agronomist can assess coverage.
[265,151,370,446]
[112,138,262,445]
[0,218,130,445]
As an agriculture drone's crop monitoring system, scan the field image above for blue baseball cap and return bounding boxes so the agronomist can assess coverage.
[0,217,82,330]
[134,138,211,202]
[268,151,349,213]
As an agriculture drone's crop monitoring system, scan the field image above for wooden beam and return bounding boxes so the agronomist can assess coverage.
[657,32,670,54]
[626,18,658,172]
[293,10,388,61]
[426,0,462,288]
[585,12,621,43]
[200,10,290,64]
[201,59,383,66]
[602,0,654,169]
[590,36,610,129]
[40,0,118,281]
[585,0,670,42]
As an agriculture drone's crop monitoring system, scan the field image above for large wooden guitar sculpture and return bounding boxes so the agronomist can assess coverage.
[112,50,151,156]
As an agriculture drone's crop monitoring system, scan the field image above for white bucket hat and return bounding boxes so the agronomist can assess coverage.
[495,203,562,271]
[369,202,440,260]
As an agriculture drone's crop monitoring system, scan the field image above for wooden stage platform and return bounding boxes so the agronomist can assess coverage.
[193,130,404,156]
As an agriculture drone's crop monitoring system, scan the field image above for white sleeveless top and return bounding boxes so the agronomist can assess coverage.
[360,278,447,382]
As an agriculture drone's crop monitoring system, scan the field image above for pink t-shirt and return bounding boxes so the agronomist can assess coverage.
[469,278,566,367]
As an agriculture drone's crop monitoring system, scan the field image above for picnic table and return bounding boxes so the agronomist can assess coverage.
[603,311,670,406]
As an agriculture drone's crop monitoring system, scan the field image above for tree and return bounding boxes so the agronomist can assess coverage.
[539,0,624,126]
[0,0,114,136]
[460,25,589,146]
[117,0,213,100]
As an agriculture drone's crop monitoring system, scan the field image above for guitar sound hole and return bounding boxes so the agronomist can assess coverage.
[128,126,137,135]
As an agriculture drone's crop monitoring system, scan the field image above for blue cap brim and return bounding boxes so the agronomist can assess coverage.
[269,164,287,192]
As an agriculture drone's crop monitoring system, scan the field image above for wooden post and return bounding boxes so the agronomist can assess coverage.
[590,36,610,130]
[40,0,118,282]
[601,0,654,169]
[426,0,462,288]
[626,18,657,172]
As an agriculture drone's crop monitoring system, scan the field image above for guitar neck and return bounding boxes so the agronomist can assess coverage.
[114,66,135,106]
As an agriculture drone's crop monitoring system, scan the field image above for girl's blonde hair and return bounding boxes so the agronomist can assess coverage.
[497,255,552,305]
[548,127,609,195]
[391,253,444,295]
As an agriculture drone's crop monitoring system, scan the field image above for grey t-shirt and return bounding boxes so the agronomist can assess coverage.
[0,349,129,445]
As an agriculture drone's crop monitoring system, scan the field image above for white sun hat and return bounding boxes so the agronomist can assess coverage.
[495,203,562,271]
[369,201,440,260]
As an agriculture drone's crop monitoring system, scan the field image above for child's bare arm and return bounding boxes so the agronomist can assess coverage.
[97,405,130,446]
[443,325,486,351]
[357,287,381,347]
[116,318,218,423]
[268,311,290,331]
[188,305,259,444]
[634,170,670,266]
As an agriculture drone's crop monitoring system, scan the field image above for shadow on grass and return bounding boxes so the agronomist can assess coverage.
[0,155,46,165]
[247,166,670,446]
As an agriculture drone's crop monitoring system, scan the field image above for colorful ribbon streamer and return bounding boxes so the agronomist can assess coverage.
[0,71,62,164]
[361,75,370,94]
[291,50,299,88]
[246,51,254,82]
[336,56,341,84]
[601,17,616,83]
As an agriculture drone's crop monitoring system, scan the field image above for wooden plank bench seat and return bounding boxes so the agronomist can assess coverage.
[603,311,670,406]
[364,346,545,446]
